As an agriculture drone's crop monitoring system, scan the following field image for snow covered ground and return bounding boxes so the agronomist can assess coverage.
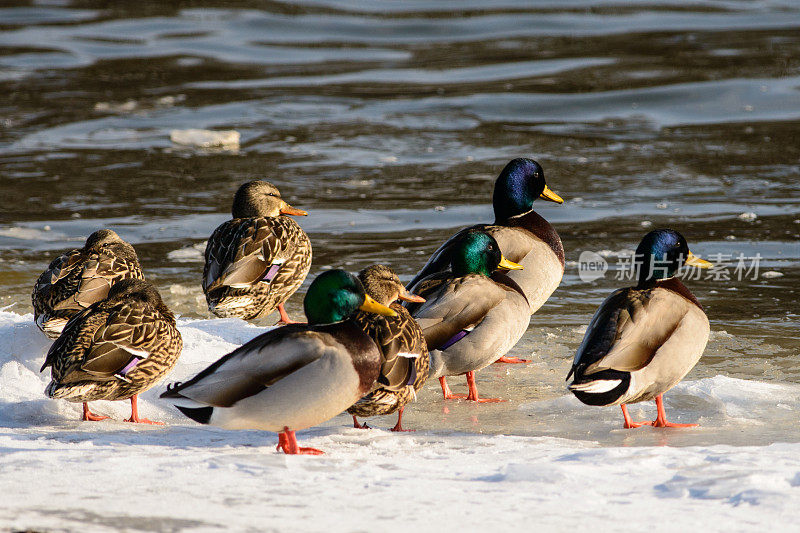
[2,309,800,532]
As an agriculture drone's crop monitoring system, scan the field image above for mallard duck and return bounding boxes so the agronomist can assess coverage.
[40,278,183,424]
[567,229,712,428]
[407,158,563,363]
[32,229,145,338]
[161,269,397,455]
[406,230,526,402]
[348,265,429,432]
[203,180,311,323]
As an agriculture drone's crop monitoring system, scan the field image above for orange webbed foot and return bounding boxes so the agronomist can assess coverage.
[124,417,164,425]
[277,428,324,455]
[494,356,530,364]
[352,416,371,429]
[82,403,109,422]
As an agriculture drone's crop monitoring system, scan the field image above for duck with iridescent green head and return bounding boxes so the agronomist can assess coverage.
[567,229,713,429]
[405,230,527,402]
[162,269,396,455]
[407,158,564,363]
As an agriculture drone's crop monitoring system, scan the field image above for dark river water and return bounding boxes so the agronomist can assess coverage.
[1,0,799,440]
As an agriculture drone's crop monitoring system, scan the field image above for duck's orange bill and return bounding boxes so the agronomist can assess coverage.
[399,288,425,303]
[280,202,308,216]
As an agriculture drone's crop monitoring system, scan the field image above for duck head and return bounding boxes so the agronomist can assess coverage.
[635,229,712,286]
[358,264,425,306]
[304,269,397,325]
[492,158,563,223]
[450,231,523,277]
[83,229,139,262]
[231,180,308,219]
[84,229,123,250]
[104,279,174,322]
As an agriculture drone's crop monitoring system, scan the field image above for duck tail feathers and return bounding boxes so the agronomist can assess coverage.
[567,379,622,394]
[161,384,214,424]
[175,405,214,425]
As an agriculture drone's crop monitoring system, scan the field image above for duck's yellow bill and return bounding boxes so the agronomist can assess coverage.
[539,185,564,204]
[280,201,308,216]
[498,256,524,271]
[399,288,425,303]
[360,294,398,317]
[685,251,712,269]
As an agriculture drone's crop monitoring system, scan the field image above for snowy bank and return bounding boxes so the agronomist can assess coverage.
[1,310,800,532]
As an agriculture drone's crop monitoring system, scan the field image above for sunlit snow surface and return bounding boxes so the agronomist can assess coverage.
[2,309,800,532]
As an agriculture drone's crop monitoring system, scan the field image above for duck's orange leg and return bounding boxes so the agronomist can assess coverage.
[651,394,698,428]
[82,402,109,422]
[124,394,163,425]
[439,376,467,400]
[352,415,370,429]
[621,404,652,429]
[390,406,414,432]
[464,371,505,403]
[276,304,303,325]
[276,427,324,455]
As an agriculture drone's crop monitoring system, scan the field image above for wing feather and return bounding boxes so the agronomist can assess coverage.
[204,218,290,291]
[410,275,506,350]
[571,288,687,379]
[161,326,328,408]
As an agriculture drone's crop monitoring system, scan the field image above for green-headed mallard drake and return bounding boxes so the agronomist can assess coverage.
[203,180,311,323]
[348,265,429,432]
[40,278,182,424]
[161,269,397,455]
[407,158,563,363]
[32,229,145,338]
[405,230,526,402]
[567,229,712,429]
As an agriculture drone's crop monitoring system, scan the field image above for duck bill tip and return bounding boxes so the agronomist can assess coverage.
[685,252,712,269]
[399,289,425,303]
[539,185,564,204]
[280,202,308,216]
[360,295,398,317]
[498,256,524,271]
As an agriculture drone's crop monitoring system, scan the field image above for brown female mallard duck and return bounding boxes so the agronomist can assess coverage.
[203,180,311,323]
[32,229,145,338]
[348,265,429,432]
[40,278,183,424]
[567,229,712,428]
[162,269,396,455]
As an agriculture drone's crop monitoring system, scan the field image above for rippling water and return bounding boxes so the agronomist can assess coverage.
[1,1,799,434]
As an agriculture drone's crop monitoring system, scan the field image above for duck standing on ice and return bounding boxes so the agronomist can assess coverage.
[41,279,183,424]
[348,265,429,432]
[407,158,564,363]
[406,231,527,402]
[162,269,397,455]
[32,229,145,338]
[567,229,712,428]
[203,180,311,324]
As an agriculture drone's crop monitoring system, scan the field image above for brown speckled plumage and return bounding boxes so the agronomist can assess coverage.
[348,265,429,419]
[41,279,182,404]
[203,181,312,320]
[31,229,145,338]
